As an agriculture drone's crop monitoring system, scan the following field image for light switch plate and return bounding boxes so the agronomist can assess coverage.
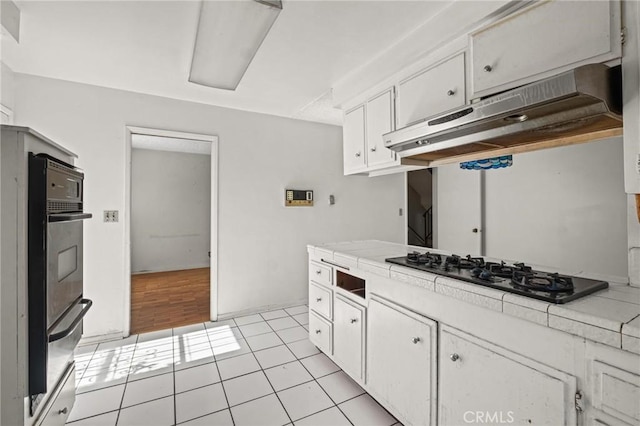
[103,210,119,222]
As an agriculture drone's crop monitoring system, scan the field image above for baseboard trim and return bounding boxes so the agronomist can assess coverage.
[131,265,210,275]
[214,299,308,322]
[78,331,126,346]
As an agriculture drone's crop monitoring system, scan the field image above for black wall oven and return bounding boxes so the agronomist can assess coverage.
[28,154,92,414]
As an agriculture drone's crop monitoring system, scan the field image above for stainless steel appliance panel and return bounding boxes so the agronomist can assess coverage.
[46,302,83,394]
[46,220,83,328]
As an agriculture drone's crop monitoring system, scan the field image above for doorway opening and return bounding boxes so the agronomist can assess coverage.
[125,127,218,335]
[407,169,433,247]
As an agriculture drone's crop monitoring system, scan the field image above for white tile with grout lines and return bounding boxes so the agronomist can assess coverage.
[68,305,397,426]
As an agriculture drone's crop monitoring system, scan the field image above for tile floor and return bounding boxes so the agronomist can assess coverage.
[68,305,400,426]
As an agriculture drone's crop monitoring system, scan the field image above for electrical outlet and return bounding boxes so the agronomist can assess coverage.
[103,210,119,223]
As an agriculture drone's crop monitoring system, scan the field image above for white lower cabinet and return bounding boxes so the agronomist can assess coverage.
[333,295,366,381]
[439,326,578,426]
[309,311,332,355]
[590,360,640,425]
[367,295,437,426]
[586,341,640,426]
[37,364,76,426]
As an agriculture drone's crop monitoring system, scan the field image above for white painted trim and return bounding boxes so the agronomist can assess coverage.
[124,126,220,337]
[403,171,408,246]
[214,299,308,322]
[0,103,14,124]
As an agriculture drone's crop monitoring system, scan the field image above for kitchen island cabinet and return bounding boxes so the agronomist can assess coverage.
[308,260,334,355]
[333,295,366,382]
[367,295,437,426]
[308,240,640,426]
[586,339,640,425]
[439,326,577,426]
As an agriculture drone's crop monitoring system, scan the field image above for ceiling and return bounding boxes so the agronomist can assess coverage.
[0,0,452,126]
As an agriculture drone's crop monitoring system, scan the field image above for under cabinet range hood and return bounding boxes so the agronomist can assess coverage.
[384,64,622,165]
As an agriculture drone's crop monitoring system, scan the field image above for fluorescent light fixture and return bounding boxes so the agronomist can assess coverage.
[189,0,282,90]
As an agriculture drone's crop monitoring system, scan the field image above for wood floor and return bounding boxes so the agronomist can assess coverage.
[131,267,210,334]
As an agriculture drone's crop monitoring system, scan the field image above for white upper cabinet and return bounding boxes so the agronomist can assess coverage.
[470,0,621,98]
[343,105,367,174]
[439,326,578,426]
[397,53,466,128]
[365,89,396,168]
[343,88,399,175]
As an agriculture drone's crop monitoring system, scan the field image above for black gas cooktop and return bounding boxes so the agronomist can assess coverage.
[385,252,608,304]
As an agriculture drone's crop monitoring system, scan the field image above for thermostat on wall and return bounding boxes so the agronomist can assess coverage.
[285,189,313,206]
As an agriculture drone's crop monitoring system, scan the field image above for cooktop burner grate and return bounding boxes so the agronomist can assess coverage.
[385,252,608,303]
[511,270,574,292]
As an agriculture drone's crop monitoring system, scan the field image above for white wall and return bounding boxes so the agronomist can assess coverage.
[1,62,15,109]
[131,148,211,273]
[1,62,15,124]
[436,138,628,281]
[12,74,405,338]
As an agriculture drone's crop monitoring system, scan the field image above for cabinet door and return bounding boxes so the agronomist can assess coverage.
[591,360,640,425]
[439,326,577,426]
[397,53,465,128]
[367,296,437,426]
[365,89,396,168]
[343,105,367,174]
[333,295,365,381]
[471,0,621,97]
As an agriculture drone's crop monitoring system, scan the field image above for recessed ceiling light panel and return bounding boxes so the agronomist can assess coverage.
[189,0,282,91]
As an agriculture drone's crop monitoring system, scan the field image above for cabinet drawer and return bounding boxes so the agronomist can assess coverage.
[592,360,640,425]
[309,311,332,355]
[309,261,332,286]
[37,363,76,426]
[309,282,332,320]
[470,0,620,97]
[397,53,465,128]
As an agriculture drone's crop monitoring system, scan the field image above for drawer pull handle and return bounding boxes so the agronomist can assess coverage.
[447,89,455,96]
[350,318,358,324]
[316,297,322,302]
[483,65,492,72]
[315,329,322,334]
[316,270,322,275]
[371,146,377,152]
[355,152,361,157]
[412,337,421,344]
[450,353,460,362]
[58,407,68,415]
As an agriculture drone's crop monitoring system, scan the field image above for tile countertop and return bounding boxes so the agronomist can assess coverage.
[307,240,640,355]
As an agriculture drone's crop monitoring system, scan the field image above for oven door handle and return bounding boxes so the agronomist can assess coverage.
[48,298,93,343]
[48,213,93,223]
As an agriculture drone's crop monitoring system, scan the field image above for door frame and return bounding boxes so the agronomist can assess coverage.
[124,126,219,336]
